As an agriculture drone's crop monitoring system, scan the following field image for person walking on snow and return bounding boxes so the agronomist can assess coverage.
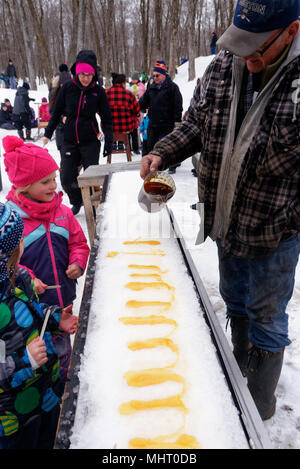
[43,50,113,216]
[140,0,300,421]
[6,59,17,89]
[12,82,35,141]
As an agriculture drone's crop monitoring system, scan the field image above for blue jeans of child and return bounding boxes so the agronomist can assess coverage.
[217,234,300,353]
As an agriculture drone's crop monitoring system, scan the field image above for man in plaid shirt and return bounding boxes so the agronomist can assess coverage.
[106,73,140,153]
[140,0,300,421]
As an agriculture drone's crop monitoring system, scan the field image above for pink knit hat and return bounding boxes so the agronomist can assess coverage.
[75,62,95,76]
[3,136,59,188]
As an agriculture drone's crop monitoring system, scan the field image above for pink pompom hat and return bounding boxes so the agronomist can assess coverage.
[2,136,59,188]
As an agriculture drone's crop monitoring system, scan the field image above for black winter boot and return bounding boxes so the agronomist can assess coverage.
[229,316,249,377]
[247,347,284,420]
[17,130,25,141]
[26,129,34,141]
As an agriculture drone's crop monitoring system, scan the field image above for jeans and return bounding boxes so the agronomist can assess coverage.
[217,234,300,352]
[9,76,17,89]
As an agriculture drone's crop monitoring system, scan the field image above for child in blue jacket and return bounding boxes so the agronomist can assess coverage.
[139,112,149,156]
[0,203,77,449]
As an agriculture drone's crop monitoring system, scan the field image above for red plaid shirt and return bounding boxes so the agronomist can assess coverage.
[106,84,140,133]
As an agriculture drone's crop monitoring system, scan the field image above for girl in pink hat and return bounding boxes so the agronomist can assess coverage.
[3,135,90,388]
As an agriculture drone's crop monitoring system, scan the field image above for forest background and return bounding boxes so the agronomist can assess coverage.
[0,0,235,89]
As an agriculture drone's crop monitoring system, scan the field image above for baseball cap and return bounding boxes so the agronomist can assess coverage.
[217,0,300,57]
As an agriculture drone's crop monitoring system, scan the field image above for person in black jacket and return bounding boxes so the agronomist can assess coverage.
[0,103,15,129]
[43,50,113,215]
[6,59,17,89]
[12,82,34,140]
[139,60,183,173]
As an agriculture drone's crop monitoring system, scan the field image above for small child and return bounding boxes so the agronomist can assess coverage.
[0,203,77,449]
[139,112,149,156]
[39,97,50,122]
[3,136,90,385]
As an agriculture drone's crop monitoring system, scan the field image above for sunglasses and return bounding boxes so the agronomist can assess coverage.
[257,28,286,56]
[153,74,161,78]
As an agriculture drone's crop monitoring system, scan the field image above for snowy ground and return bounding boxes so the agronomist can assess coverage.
[0,56,299,449]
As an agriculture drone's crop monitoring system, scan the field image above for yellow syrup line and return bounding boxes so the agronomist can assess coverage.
[107,251,166,258]
[129,434,201,450]
[128,337,178,353]
[127,338,179,368]
[126,300,172,313]
[128,265,168,274]
[123,368,185,387]
[130,273,163,281]
[119,315,177,326]
[123,240,161,246]
[125,281,175,292]
[119,394,187,415]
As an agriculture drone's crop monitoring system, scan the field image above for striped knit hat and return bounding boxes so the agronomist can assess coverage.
[0,203,24,282]
[153,60,168,76]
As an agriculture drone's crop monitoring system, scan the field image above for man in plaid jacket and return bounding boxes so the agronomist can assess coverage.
[140,0,300,421]
[106,73,140,153]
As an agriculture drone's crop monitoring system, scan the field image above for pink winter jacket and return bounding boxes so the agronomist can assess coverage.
[6,189,90,308]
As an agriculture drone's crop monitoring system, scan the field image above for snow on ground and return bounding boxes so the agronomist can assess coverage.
[0,55,299,448]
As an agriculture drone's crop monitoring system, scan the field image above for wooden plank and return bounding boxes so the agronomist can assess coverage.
[77,161,140,187]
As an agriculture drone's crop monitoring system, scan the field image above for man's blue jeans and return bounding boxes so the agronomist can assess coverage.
[217,234,300,353]
[9,76,17,89]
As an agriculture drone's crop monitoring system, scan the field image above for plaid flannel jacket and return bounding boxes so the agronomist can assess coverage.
[152,48,300,258]
[106,84,140,133]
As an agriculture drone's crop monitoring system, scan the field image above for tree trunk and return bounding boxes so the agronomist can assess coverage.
[187,0,198,82]
[68,0,80,63]
[26,0,52,87]
[139,0,150,75]
[168,0,181,79]
[154,0,163,59]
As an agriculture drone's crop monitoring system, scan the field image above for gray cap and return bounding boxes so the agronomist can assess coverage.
[217,24,274,56]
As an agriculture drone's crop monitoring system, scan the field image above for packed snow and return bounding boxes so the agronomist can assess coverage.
[0,54,298,449]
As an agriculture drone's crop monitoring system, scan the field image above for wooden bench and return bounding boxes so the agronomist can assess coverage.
[107,132,132,164]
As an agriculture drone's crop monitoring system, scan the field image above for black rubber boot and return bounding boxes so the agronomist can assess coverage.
[229,316,249,377]
[247,347,284,420]
[26,129,34,141]
[17,130,25,141]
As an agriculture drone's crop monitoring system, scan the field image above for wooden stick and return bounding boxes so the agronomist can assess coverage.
[40,308,51,340]
[45,285,61,290]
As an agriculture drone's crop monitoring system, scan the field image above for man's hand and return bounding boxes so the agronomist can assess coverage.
[140,154,163,179]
